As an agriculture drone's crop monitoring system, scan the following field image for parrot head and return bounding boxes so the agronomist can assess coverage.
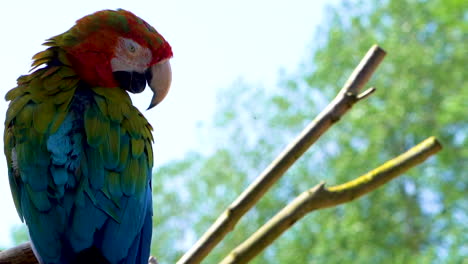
[54,9,173,109]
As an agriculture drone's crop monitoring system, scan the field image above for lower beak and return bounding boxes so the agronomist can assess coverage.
[147,59,172,110]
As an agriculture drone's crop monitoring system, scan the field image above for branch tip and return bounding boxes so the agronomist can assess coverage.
[357,87,376,100]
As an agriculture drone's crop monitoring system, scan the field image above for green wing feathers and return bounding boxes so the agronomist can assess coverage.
[85,87,153,206]
[4,46,78,220]
[5,44,154,222]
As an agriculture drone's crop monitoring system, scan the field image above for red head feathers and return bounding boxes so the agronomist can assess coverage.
[49,9,173,108]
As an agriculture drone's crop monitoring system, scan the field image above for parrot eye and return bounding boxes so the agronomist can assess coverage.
[122,38,139,53]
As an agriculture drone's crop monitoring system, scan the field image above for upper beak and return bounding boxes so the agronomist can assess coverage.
[147,59,172,110]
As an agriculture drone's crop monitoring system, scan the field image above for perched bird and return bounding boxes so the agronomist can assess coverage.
[4,9,172,264]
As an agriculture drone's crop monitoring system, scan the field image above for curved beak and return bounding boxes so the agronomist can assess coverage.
[147,59,172,110]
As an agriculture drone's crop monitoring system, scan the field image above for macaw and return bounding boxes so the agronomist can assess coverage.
[4,9,172,264]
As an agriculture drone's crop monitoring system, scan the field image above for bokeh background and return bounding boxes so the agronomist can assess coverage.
[1,0,466,263]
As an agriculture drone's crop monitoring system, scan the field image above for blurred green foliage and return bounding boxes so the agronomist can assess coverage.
[10,224,28,245]
[151,0,467,263]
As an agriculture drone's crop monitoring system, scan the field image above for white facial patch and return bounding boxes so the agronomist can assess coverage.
[111,37,152,73]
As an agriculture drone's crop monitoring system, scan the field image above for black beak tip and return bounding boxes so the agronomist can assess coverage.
[147,94,158,110]
[147,104,156,110]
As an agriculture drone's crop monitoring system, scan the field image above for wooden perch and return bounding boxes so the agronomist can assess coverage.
[177,45,386,264]
[0,244,158,264]
[219,137,442,264]
[0,242,37,264]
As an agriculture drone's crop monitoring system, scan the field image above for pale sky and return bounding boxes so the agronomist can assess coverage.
[0,0,328,247]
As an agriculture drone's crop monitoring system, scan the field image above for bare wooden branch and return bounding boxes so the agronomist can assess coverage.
[356,87,376,100]
[0,243,159,264]
[0,242,38,264]
[177,45,387,264]
[220,137,443,264]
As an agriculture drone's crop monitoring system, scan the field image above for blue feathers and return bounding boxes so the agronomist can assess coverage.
[47,113,74,165]
[127,187,153,264]
[9,100,154,264]
[21,188,65,263]
[100,186,152,263]
[68,193,108,252]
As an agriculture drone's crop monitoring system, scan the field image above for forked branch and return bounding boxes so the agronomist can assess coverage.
[220,137,442,263]
[177,45,387,264]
